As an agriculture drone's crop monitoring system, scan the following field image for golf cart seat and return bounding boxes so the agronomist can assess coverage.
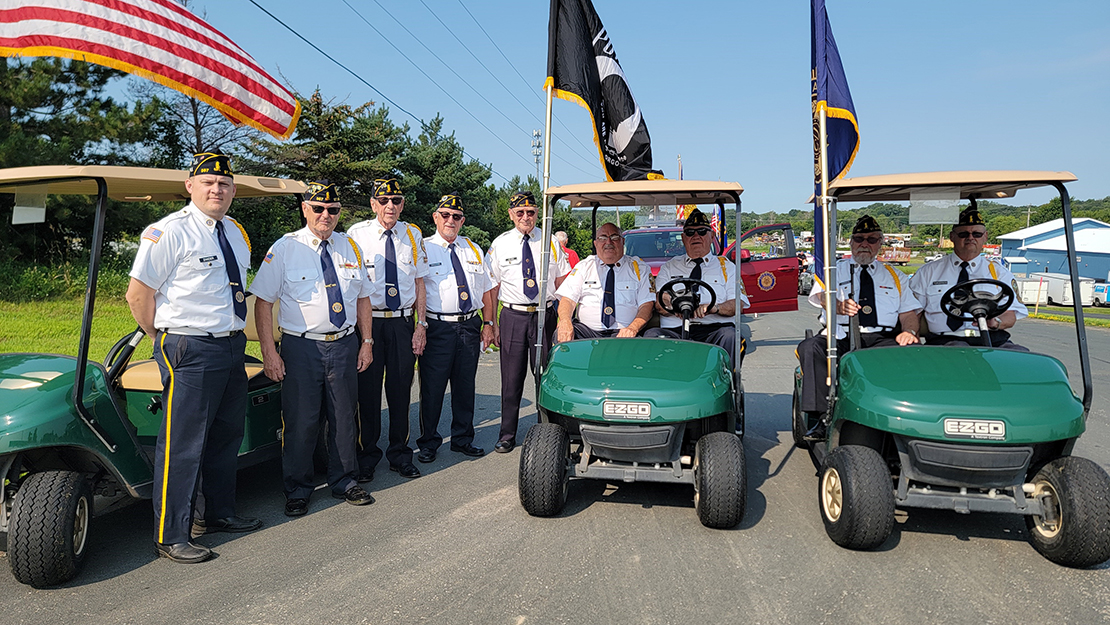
[118,294,280,393]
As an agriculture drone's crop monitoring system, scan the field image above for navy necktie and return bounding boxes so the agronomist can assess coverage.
[690,257,703,281]
[602,263,615,328]
[947,261,971,330]
[522,232,539,300]
[214,220,246,320]
[449,242,472,313]
[384,228,400,310]
[858,266,878,327]
[319,240,346,328]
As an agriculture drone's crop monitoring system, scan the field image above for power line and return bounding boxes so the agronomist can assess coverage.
[246,0,510,183]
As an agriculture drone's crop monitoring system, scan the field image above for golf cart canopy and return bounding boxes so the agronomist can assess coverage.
[0,165,308,200]
[546,179,743,207]
[818,170,1077,203]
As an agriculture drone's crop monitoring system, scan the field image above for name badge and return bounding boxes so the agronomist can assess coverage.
[199,255,217,263]
[430,262,443,267]
[932,280,948,286]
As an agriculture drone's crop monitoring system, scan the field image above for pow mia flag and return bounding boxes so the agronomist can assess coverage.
[546,0,663,181]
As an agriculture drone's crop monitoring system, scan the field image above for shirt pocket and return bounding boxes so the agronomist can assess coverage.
[285,266,320,302]
[616,281,638,307]
[183,254,226,292]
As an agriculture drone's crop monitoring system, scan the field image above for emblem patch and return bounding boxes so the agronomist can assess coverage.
[142,227,163,243]
[603,306,614,315]
[943,418,1006,441]
[235,291,245,303]
[332,302,343,313]
[460,292,469,301]
[264,252,274,264]
[602,400,651,420]
[388,287,398,297]
[861,305,872,314]
[526,278,535,288]
[757,271,776,291]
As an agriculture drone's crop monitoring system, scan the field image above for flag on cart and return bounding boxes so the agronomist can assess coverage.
[811,0,859,281]
[0,0,300,140]
[546,0,663,181]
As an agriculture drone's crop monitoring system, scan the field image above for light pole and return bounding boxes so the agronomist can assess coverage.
[531,129,543,183]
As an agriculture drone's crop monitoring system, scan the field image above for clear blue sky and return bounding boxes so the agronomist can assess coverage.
[189,0,1109,211]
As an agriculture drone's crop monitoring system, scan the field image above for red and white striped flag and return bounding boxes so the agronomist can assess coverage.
[0,0,300,140]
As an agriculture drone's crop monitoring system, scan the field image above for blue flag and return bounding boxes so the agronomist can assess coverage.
[811,0,859,282]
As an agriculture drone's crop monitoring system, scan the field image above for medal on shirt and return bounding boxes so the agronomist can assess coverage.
[388,287,399,297]
[526,278,535,288]
[332,302,343,313]
[861,305,872,314]
[235,291,245,303]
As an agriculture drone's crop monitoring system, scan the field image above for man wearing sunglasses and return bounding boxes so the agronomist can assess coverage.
[347,178,429,479]
[485,191,571,452]
[252,182,376,517]
[797,215,923,440]
[646,208,748,363]
[555,222,654,341]
[909,205,1028,349]
[415,194,495,463]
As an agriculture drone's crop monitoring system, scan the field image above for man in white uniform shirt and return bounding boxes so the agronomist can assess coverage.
[485,191,571,452]
[796,215,922,440]
[555,222,653,340]
[646,209,749,364]
[416,194,494,463]
[251,182,376,517]
[347,178,429,480]
[909,205,1028,350]
[126,152,261,564]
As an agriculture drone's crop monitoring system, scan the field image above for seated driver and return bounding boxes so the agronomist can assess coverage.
[645,208,748,364]
[908,205,1028,350]
[556,223,653,340]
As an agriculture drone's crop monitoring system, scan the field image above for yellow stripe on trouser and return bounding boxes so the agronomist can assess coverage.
[157,332,175,544]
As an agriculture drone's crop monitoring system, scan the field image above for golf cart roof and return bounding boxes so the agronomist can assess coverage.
[0,165,307,201]
[823,170,1077,203]
[546,179,744,208]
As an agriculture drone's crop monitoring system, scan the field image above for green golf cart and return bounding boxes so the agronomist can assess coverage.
[0,165,305,587]
[793,170,1110,567]
[516,179,796,528]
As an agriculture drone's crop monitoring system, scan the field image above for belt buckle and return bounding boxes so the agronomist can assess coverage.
[325,332,337,342]
[962,328,979,337]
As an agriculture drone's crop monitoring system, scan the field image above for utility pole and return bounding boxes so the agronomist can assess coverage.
[1026,205,1032,229]
[531,129,543,183]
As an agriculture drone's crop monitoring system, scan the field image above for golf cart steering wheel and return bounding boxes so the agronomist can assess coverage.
[657,278,717,321]
[939,278,1015,329]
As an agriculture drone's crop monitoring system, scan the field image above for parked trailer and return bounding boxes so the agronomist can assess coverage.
[1015,278,1049,306]
[1028,272,1095,306]
[878,246,911,265]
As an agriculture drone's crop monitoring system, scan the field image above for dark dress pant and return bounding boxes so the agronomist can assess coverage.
[417,315,482,452]
[798,332,899,414]
[645,322,740,366]
[498,306,555,443]
[357,316,415,470]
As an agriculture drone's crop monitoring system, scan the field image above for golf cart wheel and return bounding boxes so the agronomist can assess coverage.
[694,432,747,529]
[8,471,93,588]
[518,423,570,517]
[791,387,808,449]
[1025,457,1110,568]
[819,446,894,550]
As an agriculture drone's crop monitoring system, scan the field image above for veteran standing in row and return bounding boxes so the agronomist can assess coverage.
[251,182,376,517]
[416,194,493,462]
[485,191,570,452]
[348,178,428,479]
[126,152,261,564]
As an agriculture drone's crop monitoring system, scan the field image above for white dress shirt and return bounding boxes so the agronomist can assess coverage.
[486,227,570,305]
[909,253,1028,335]
[655,253,747,329]
[423,233,491,314]
[808,258,921,340]
[347,219,429,310]
[556,254,654,331]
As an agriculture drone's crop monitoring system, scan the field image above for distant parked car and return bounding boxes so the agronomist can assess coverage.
[798,262,815,295]
[925,252,944,263]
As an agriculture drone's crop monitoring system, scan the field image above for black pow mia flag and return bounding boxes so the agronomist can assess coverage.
[546,0,663,181]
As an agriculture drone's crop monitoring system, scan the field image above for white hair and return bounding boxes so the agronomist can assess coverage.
[555,231,569,243]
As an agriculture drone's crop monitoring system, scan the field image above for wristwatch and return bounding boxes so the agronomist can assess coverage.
[483,320,494,327]
[417,320,429,328]
[363,337,374,345]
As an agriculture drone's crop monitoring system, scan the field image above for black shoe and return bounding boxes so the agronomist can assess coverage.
[155,541,211,564]
[284,498,309,517]
[494,440,515,453]
[355,470,375,484]
[804,421,828,442]
[450,443,485,457]
[390,463,421,478]
[417,449,436,463]
[192,516,262,537]
[333,485,375,506]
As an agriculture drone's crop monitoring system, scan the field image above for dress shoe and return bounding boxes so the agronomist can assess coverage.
[155,541,211,564]
[192,516,262,537]
[389,463,421,478]
[804,420,828,442]
[355,469,375,484]
[333,485,375,506]
[494,440,515,453]
[450,443,485,457]
[417,449,437,463]
[284,498,309,517]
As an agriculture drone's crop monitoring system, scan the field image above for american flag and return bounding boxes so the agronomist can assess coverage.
[0,0,300,139]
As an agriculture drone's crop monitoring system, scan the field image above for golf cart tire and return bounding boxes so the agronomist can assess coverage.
[694,432,747,529]
[819,446,894,550]
[791,387,808,449]
[1025,457,1110,568]
[8,471,93,588]
[519,423,570,517]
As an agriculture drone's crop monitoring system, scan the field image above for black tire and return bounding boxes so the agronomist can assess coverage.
[694,432,747,529]
[8,471,93,588]
[791,386,809,449]
[819,445,894,550]
[1025,456,1110,568]
[518,423,570,517]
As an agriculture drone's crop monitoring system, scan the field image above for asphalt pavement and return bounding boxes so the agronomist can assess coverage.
[2,301,1108,624]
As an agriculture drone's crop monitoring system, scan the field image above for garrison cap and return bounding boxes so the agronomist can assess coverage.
[372,178,402,197]
[304,181,339,203]
[851,214,882,235]
[437,194,462,211]
[189,152,234,178]
[509,191,537,209]
[683,208,711,229]
[957,206,985,226]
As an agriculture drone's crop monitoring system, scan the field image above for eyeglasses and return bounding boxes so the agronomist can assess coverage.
[375,196,404,205]
[309,204,341,215]
[595,234,623,242]
[437,211,464,222]
[851,235,882,244]
[683,227,710,237]
[955,230,986,239]
[513,209,537,217]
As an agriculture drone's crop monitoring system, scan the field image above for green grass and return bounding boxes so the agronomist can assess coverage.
[1029,312,1110,328]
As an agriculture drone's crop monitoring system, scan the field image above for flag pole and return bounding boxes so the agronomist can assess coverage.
[534,83,556,380]
[819,107,839,402]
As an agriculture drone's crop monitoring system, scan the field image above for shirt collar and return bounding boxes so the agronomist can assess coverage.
[296,227,331,252]
[185,202,221,232]
[596,254,626,268]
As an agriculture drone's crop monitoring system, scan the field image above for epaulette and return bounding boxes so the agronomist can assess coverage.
[226,216,251,252]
